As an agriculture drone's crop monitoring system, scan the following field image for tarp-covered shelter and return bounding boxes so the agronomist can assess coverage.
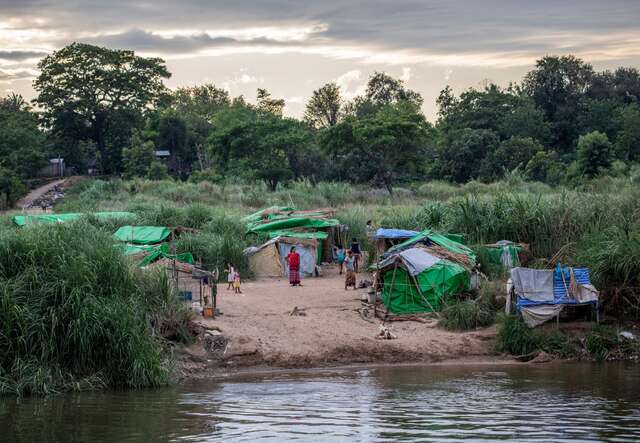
[483,240,527,271]
[378,247,470,314]
[510,264,599,327]
[373,228,418,257]
[12,211,135,227]
[113,226,171,244]
[244,207,342,263]
[385,229,477,268]
[244,236,319,278]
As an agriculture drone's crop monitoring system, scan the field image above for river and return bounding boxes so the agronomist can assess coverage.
[1,363,639,442]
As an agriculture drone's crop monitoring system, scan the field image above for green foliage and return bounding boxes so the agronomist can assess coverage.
[304,82,342,128]
[0,167,27,210]
[0,222,190,396]
[34,42,170,173]
[146,161,169,181]
[439,298,496,331]
[585,325,618,361]
[0,94,47,177]
[122,131,156,178]
[496,314,543,355]
[576,131,613,177]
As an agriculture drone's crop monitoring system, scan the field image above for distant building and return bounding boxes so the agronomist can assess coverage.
[39,158,65,177]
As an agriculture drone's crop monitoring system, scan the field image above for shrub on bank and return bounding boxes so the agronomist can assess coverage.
[0,222,190,396]
[439,298,496,331]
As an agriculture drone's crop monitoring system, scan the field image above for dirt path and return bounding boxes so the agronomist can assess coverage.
[180,266,501,377]
[16,178,68,211]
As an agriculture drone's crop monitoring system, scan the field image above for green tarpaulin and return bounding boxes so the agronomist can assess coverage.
[113,226,171,245]
[267,230,329,240]
[248,217,339,233]
[12,212,135,227]
[116,243,193,266]
[382,260,469,314]
[483,243,522,269]
[242,206,295,224]
[387,229,476,265]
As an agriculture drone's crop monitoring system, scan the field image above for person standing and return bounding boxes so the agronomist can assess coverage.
[344,250,357,290]
[285,246,302,287]
[350,237,361,272]
[225,263,235,290]
[233,271,242,294]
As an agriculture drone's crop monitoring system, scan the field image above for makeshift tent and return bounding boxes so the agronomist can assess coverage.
[379,247,470,314]
[113,226,171,245]
[385,229,477,268]
[115,242,194,267]
[510,264,599,327]
[483,240,524,270]
[373,228,418,257]
[244,206,342,263]
[248,217,339,233]
[12,211,135,227]
[244,236,318,278]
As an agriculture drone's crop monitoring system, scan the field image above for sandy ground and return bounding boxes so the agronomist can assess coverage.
[178,265,502,378]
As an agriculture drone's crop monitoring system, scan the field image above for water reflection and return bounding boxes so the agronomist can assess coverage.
[1,363,639,442]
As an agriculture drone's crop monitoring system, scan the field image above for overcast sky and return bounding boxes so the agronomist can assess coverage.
[1,0,639,120]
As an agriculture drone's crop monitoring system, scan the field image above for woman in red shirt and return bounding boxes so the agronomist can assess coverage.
[285,246,302,286]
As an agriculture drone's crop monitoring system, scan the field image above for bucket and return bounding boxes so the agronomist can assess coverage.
[203,307,214,317]
[367,292,377,304]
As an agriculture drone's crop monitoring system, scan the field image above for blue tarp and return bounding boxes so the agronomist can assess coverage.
[517,265,597,309]
[375,228,419,239]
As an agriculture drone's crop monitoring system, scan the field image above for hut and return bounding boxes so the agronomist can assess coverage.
[373,228,419,258]
[244,236,320,278]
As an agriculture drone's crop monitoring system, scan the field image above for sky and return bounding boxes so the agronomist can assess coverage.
[1,0,640,121]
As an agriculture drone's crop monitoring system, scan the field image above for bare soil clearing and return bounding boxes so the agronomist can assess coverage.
[178,266,502,379]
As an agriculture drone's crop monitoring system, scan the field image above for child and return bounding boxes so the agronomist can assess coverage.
[226,263,235,290]
[233,270,242,294]
[344,250,357,290]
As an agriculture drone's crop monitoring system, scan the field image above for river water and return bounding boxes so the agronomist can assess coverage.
[1,363,639,442]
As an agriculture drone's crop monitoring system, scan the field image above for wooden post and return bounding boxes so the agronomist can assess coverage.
[410,271,439,317]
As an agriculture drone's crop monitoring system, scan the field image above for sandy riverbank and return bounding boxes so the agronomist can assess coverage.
[176,265,503,379]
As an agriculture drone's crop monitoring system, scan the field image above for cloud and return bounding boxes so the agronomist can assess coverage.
[0,67,38,82]
[222,70,264,90]
[0,0,639,68]
[335,69,366,99]
[0,49,48,61]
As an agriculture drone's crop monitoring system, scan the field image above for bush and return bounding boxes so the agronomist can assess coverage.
[439,298,495,331]
[495,314,543,355]
[585,325,618,361]
[0,222,190,396]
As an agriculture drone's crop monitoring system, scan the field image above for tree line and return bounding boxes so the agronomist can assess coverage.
[2,43,640,206]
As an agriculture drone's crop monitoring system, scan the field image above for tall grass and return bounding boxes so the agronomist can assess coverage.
[0,222,190,396]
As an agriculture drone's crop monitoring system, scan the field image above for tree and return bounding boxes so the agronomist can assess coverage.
[0,167,26,210]
[576,131,613,177]
[345,72,423,118]
[256,88,285,115]
[615,104,640,162]
[482,137,544,180]
[146,161,169,180]
[0,94,46,177]
[434,129,500,183]
[523,55,594,152]
[122,131,156,178]
[304,82,342,128]
[525,151,563,184]
[206,103,314,190]
[33,43,170,173]
[322,102,433,194]
[156,110,189,175]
